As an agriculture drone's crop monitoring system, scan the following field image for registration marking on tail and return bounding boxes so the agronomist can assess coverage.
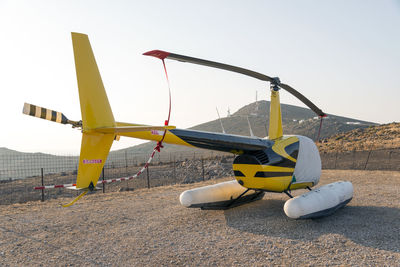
[83,159,103,164]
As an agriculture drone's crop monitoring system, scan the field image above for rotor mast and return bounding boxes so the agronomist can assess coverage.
[268,78,283,140]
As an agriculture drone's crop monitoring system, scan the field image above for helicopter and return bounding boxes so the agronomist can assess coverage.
[23,33,353,219]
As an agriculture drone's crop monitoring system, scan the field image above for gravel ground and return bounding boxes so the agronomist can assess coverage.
[0,170,399,266]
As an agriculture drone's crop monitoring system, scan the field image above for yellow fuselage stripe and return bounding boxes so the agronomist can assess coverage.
[271,136,298,162]
[232,164,294,192]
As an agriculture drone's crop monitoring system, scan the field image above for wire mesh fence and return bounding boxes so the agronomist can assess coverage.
[0,150,233,205]
[320,148,400,171]
[0,148,399,205]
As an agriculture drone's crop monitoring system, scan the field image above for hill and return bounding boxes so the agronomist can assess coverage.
[1,100,380,180]
[116,100,377,156]
[317,122,400,153]
[0,147,26,156]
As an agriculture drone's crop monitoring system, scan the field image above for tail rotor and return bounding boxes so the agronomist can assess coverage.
[22,102,82,128]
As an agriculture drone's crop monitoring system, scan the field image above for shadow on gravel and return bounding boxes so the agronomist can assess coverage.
[224,199,400,252]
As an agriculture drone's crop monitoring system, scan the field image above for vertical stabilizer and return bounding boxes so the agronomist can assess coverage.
[76,132,114,189]
[71,33,115,190]
[71,32,115,131]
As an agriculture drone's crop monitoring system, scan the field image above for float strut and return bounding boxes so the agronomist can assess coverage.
[284,190,293,198]
[225,188,251,208]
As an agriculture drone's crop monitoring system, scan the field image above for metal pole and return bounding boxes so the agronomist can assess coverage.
[388,149,392,170]
[201,158,205,181]
[41,168,44,202]
[125,150,129,188]
[173,156,176,182]
[364,133,376,170]
[102,167,105,193]
[146,165,150,189]
[364,150,372,170]
[334,150,338,169]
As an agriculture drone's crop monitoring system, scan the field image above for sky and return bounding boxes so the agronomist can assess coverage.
[0,0,399,154]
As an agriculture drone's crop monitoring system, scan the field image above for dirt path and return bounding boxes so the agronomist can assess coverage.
[0,170,399,266]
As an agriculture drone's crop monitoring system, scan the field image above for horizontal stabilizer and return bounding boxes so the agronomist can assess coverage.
[94,125,176,134]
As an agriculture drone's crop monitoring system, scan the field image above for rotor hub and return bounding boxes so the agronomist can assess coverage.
[271,77,281,91]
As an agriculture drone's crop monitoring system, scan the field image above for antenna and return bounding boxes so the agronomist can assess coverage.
[216,107,226,134]
[246,116,255,137]
[251,90,259,116]
[255,90,259,113]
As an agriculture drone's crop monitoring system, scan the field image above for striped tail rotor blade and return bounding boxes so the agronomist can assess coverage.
[22,103,69,124]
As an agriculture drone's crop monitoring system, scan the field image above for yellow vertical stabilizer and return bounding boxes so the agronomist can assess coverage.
[71,32,116,131]
[71,32,116,190]
[76,132,114,189]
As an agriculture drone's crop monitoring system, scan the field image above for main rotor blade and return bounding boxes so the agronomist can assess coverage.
[143,50,274,83]
[279,83,326,117]
[143,50,326,117]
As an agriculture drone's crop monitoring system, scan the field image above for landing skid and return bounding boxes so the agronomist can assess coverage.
[299,198,352,219]
[283,181,354,219]
[197,190,265,210]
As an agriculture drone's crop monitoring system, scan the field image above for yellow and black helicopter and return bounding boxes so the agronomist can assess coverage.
[23,33,353,219]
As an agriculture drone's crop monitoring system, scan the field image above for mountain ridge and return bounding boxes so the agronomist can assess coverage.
[1,100,378,158]
[113,100,377,155]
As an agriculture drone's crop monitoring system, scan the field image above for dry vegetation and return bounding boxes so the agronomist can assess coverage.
[318,122,400,152]
[0,170,399,266]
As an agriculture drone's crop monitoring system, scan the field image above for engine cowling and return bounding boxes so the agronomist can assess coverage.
[232,135,321,192]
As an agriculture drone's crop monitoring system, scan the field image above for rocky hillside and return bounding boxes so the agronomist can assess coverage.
[118,100,376,156]
[317,123,400,152]
[1,100,381,174]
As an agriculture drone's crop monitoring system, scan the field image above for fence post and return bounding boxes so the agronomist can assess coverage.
[125,150,129,188]
[173,156,176,181]
[334,151,338,169]
[201,158,205,181]
[146,165,150,189]
[41,168,44,202]
[364,150,372,170]
[102,167,105,193]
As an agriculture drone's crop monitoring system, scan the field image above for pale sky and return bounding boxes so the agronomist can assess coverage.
[1,0,399,154]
